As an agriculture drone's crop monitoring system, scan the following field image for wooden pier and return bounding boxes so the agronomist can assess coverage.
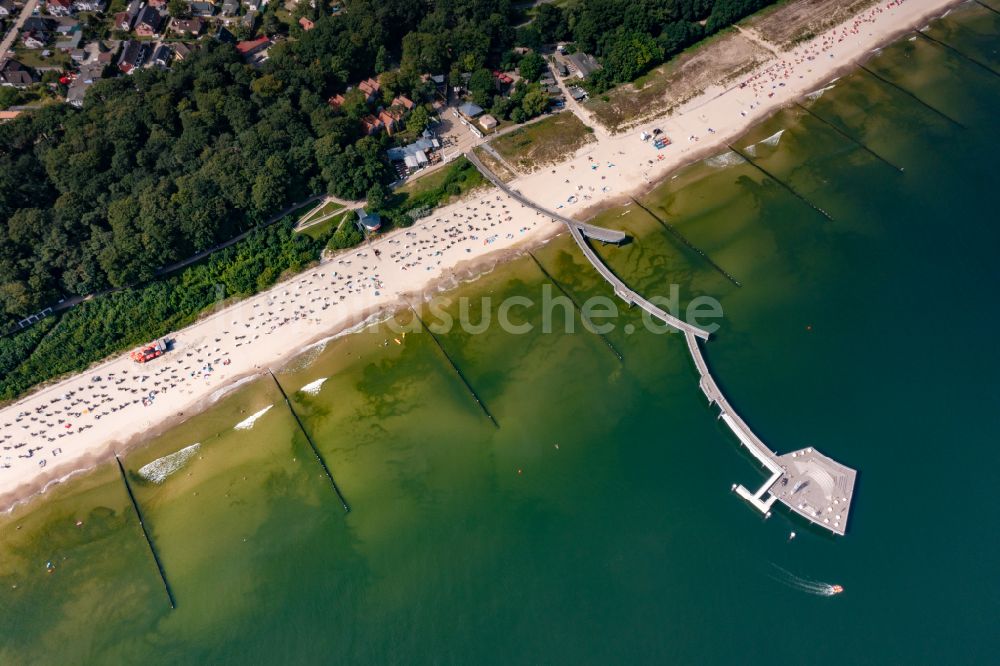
[467,154,858,535]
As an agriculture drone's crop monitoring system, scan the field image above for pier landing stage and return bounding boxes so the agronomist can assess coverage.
[770,448,856,535]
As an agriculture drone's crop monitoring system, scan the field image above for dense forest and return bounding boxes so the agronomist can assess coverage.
[0,0,521,322]
[0,0,774,324]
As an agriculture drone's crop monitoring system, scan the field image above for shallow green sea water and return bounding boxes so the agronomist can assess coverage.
[2,6,999,663]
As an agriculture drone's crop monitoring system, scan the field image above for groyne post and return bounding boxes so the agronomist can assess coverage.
[793,102,904,173]
[915,30,1000,79]
[528,252,625,363]
[408,305,500,428]
[973,0,1000,17]
[858,64,965,128]
[726,145,835,222]
[267,370,351,512]
[115,454,176,610]
[627,198,743,287]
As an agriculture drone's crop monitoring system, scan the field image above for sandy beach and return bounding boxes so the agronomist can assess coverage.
[0,0,960,510]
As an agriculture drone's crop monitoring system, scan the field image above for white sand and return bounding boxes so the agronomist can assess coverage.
[0,0,959,510]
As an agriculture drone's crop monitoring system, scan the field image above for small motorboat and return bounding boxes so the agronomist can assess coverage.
[829,585,844,595]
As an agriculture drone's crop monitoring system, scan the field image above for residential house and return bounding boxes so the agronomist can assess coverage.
[214,26,236,43]
[170,17,202,35]
[360,114,382,135]
[66,61,104,106]
[422,73,446,98]
[357,77,379,103]
[189,1,214,17]
[479,114,497,131]
[112,0,142,31]
[55,26,83,50]
[377,109,396,135]
[46,0,75,16]
[173,41,196,60]
[458,101,483,118]
[112,10,133,30]
[0,0,16,17]
[235,35,269,58]
[240,9,256,30]
[117,39,149,73]
[391,95,415,111]
[0,60,38,87]
[220,0,238,15]
[134,6,163,37]
[0,110,23,122]
[22,31,48,49]
[327,93,344,109]
[148,42,172,67]
[566,52,601,79]
[23,17,56,32]
[297,16,313,30]
[72,0,107,11]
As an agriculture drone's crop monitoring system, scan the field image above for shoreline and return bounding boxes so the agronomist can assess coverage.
[0,0,964,513]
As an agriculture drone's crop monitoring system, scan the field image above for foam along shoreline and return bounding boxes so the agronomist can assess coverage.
[299,378,328,396]
[234,406,274,431]
[0,0,962,512]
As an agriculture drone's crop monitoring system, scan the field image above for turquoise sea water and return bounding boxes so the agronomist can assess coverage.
[2,5,999,663]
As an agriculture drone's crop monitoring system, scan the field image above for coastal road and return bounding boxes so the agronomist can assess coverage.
[0,0,39,68]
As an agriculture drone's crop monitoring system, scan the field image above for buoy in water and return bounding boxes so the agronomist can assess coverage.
[788,531,797,541]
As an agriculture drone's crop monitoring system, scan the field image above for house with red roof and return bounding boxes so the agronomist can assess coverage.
[298,16,314,31]
[360,114,383,135]
[377,109,397,135]
[46,0,74,17]
[391,95,415,111]
[357,77,379,103]
[235,35,270,58]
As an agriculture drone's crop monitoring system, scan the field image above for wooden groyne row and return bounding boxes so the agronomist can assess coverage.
[793,102,904,173]
[858,64,965,128]
[726,144,835,222]
[409,306,500,428]
[528,252,625,363]
[628,197,743,288]
[974,0,1000,17]
[115,454,176,609]
[915,30,1000,79]
[267,370,350,512]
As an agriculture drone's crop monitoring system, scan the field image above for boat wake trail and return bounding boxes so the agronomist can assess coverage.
[769,564,841,596]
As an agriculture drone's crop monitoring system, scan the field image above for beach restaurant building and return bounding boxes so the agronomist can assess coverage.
[387,133,441,173]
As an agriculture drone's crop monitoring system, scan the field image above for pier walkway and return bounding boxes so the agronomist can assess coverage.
[467,151,856,535]
[465,151,626,244]
[566,224,711,341]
